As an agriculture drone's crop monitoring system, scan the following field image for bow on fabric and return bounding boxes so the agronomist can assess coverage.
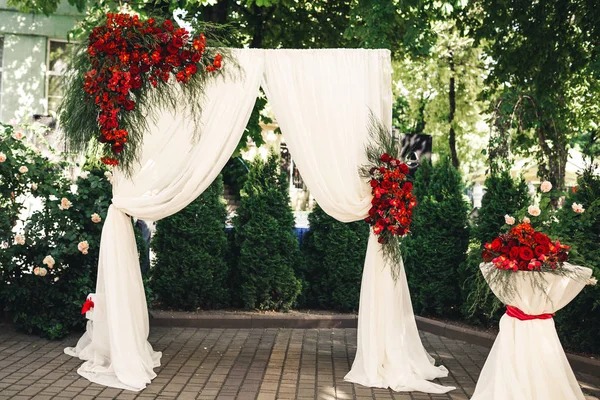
[81,298,95,315]
[506,305,554,321]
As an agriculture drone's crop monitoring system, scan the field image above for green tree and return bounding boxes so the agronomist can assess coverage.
[299,204,369,311]
[459,169,529,325]
[466,0,600,189]
[151,175,230,310]
[232,153,301,311]
[402,158,470,317]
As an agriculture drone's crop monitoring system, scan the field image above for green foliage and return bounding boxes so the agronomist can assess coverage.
[459,170,529,324]
[402,158,470,317]
[466,0,600,187]
[549,168,600,353]
[0,123,113,338]
[232,153,301,311]
[473,170,529,244]
[222,158,249,199]
[299,205,369,311]
[151,175,230,310]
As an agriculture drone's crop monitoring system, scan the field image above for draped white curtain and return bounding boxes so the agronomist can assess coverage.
[262,49,453,393]
[472,263,592,400]
[65,50,263,391]
[65,48,453,394]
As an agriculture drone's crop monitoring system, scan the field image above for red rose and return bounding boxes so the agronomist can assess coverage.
[509,246,520,260]
[399,164,409,174]
[380,153,391,163]
[534,245,549,258]
[162,20,174,32]
[533,232,551,245]
[519,247,534,261]
[403,182,413,192]
[381,180,392,190]
[482,249,494,262]
[491,238,502,252]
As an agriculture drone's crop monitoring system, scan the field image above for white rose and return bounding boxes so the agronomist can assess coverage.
[80,171,90,179]
[78,240,89,255]
[540,181,552,193]
[14,234,25,245]
[59,197,72,210]
[504,214,515,225]
[13,131,24,140]
[91,213,102,223]
[39,267,47,277]
[19,166,28,174]
[33,267,40,276]
[43,255,55,268]
[522,216,531,224]
[528,205,541,216]
[572,203,585,213]
[31,183,38,191]
[0,152,6,163]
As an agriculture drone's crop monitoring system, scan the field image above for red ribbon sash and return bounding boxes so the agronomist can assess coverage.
[506,305,554,321]
[81,298,95,315]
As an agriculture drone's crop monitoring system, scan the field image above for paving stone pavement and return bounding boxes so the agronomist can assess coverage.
[0,325,598,400]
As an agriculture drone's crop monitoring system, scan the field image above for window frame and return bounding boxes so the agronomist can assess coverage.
[45,38,74,115]
[0,35,5,117]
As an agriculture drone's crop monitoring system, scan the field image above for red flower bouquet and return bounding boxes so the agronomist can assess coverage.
[364,153,417,244]
[82,13,223,165]
[482,222,570,271]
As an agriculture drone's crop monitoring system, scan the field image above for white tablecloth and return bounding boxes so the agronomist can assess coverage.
[472,262,592,400]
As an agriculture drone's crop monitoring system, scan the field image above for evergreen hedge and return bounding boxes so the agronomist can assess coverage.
[231,154,302,311]
[550,168,600,354]
[402,158,470,317]
[459,170,529,325]
[151,175,230,310]
[300,205,369,311]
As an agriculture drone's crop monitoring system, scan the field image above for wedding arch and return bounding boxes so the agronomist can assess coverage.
[64,48,454,394]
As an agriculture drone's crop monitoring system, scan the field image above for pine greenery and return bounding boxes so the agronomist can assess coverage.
[231,153,301,311]
[459,169,529,324]
[402,158,470,317]
[299,204,369,311]
[151,175,230,310]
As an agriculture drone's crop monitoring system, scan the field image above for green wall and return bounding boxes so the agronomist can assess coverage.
[0,0,83,121]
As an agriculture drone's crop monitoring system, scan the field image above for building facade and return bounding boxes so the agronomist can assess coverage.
[0,1,82,123]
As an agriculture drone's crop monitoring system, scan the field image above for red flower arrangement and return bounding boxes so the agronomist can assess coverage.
[364,153,417,244]
[482,222,570,271]
[83,13,222,165]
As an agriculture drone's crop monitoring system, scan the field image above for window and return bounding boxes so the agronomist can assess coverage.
[0,36,4,115]
[46,40,73,114]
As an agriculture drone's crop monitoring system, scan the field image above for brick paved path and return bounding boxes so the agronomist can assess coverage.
[0,326,598,400]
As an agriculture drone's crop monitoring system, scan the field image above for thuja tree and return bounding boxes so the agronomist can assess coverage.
[300,204,369,311]
[402,158,470,317]
[459,169,529,325]
[151,175,230,310]
[232,153,301,311]
[550,168,600,354]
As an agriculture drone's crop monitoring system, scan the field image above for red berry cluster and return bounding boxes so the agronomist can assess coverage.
[483,223,570,271]
[365,153,417,244]
[83,13,222,165]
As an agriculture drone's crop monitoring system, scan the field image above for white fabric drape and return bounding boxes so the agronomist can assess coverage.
[65,48,452,393]
[472,262,593,400]
[262,49,453,394]
[65,50,263,391]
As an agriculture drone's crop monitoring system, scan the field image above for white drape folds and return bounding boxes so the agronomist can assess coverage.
[65,48,452,393]
[472,263,592,400]
[65,50,263,391]
[262,49,453,394]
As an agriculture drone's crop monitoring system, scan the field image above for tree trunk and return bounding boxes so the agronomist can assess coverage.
[448,50,459,169]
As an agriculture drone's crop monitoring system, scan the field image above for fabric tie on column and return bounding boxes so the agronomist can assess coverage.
[505,305,554,321]
[65,205,161,391]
